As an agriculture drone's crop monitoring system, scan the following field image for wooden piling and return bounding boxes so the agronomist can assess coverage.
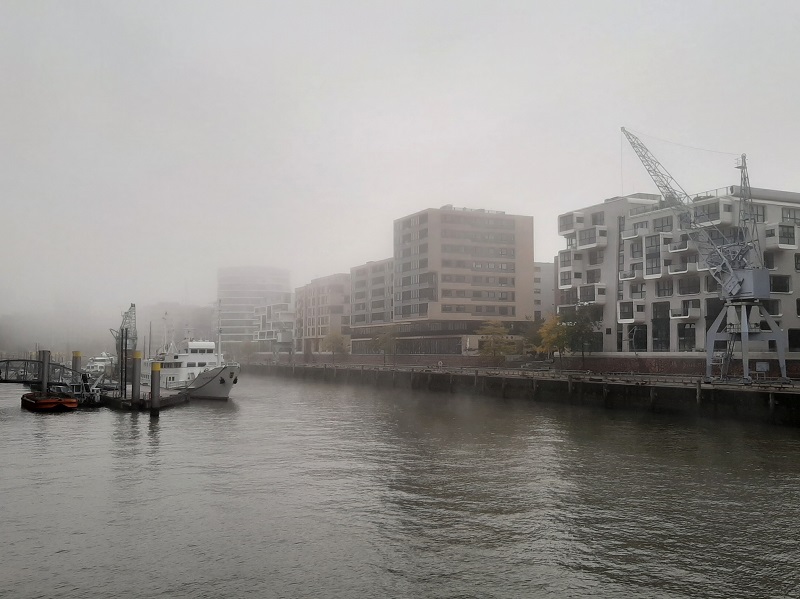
[150,363,161,419]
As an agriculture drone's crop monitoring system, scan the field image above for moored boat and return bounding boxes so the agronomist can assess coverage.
[21,391,79,412]
[141,339,240,400]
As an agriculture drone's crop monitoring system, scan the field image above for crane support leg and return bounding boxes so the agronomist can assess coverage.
[705,308,728,380]
[760,310,788,380]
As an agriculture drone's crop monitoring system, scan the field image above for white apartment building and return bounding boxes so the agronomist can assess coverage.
[557,187,800,355]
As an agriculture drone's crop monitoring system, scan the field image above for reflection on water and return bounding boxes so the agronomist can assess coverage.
[1,378,799,598]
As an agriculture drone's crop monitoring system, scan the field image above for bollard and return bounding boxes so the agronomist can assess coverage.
[131,351,142,409]
[769,392,776,416]
[39,350,50,394]
[150,363,161,419]
[696,380,702,404]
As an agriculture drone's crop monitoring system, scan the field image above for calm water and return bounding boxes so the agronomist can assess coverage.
[1,375,799,598]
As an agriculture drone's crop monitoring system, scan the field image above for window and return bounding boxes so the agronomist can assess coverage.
[706,276,719,293]
[796,253,800,271]
[630,240,643,259]
[578,228,597,245]
[559,214,574,231]
[694,203,720,222]
[560,271,572,285]
[619,302,633,320]
[779,225,796,246]
[586,268,601,284]
[678,276,701,295]
[783,207,800,224]
[630,283,645,299]
[591,211,605,225]
[589,249,604,265]
[678,323,696,351]
[633,221,648,232]
[764,253,775,269]
[646,256,661,276]
[656,280,673,297]
[559,252,571,267]
[771,275,791,293]
[653,216,673,232]
[750,204,766,223]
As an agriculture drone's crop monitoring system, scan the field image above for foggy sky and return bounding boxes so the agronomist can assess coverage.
[2,0,800,320]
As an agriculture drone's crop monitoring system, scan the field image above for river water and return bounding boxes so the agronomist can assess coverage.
[1,374,799,598]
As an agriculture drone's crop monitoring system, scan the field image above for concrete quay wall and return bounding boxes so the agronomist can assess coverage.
[244,364,800,427]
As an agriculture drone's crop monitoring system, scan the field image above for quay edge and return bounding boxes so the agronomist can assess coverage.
[244,364,800,427]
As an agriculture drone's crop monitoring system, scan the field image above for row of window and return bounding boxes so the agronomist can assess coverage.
[441,289,515,300]
[441,230,516,244]
[441,304,517,315]
[441,244,516,257]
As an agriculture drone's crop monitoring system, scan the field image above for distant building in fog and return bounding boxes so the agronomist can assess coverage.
[533,261,556,321]
[294,273,351,356]
[254,292,295,355]
[217,266,291,352]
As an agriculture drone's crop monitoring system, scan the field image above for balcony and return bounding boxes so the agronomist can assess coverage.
[644,262,668,280]
[617,301,646,324]
[763,223,798,251]
[558,211,586,236]
[668,262,699,275]
[579,284,607,305]
[558,272,576,290]
[619,268,644,282]
[622,225,649,240]
[669,306,701,320]
[691,200,734,228]
[576,226,608,250]
[668,238,696,253]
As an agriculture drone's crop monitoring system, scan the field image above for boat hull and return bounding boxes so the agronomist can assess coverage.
[21,392,79,412]
[181,364,240,400]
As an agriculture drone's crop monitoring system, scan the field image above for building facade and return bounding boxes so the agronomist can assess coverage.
[533,261,556,321]
[351,205,535,355]
[350,258,394,328]
[294,273,351,356]
[217,266,291,353]
[254,292,295,356]
[557,187,800,355]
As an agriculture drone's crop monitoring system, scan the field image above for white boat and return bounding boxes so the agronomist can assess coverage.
[141,340,240,400]
[83,352,116,376]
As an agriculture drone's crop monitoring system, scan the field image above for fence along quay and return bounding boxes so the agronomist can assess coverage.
[248,363,800,426]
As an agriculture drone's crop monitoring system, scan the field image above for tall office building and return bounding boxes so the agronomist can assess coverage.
[351,205,535,355]
[217,266,291,352]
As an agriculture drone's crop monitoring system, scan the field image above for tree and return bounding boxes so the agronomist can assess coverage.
[475,320,517,358]
[537,314,569,368]
[563,303,603,367]
[523,316,544,356]
[321,332,349,364]
[370,325,399,365]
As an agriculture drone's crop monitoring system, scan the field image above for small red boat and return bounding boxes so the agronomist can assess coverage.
[21,392,79,412]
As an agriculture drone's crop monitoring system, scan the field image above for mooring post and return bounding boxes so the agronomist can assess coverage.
[696,379,702,404]
[39,350,50,393]
[131,351,142,408]
[769,392,776,416]
[603,383,609,401]
[150,362,161,419]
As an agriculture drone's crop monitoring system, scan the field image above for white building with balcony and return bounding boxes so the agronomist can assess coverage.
[557,187,800,355]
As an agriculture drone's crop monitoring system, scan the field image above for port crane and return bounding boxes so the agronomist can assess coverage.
[621,127,787,380]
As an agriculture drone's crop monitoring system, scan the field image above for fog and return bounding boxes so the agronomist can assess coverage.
[2,1,800,348]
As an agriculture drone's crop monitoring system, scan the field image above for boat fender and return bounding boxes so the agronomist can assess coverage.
[219,377,225,384]
[233,377,238,384]
[229,372,234,379]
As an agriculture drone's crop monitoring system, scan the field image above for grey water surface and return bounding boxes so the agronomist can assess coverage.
[1,375,799,598]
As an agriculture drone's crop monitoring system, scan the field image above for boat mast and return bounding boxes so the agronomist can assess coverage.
[217,300,222,365]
